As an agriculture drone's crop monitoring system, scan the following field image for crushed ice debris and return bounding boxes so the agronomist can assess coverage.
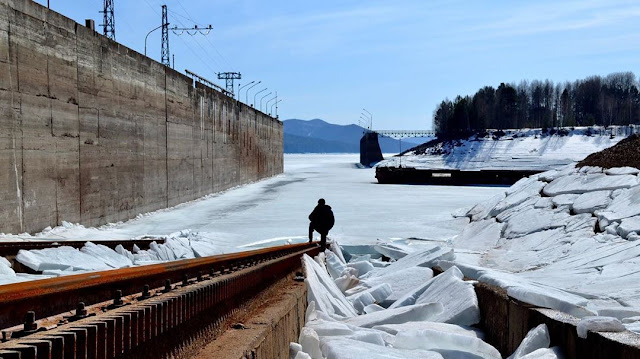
[5,230,225,284]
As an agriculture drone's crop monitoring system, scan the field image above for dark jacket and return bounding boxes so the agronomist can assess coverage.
[309,204,335,233]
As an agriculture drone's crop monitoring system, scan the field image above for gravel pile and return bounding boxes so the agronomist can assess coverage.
[578,134,640,169]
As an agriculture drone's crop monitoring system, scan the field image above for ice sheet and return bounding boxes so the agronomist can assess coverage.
[413,266,480,326]
[16,246,112,272]
[356,266,433,303]
[304,255,358,318]
[543,173,637,196]
[390,329,501,359]
[348,283,393,314]
[373,322,484,339]
[508,324,550,359]
[342,302,444,328]
[320,337,445,359]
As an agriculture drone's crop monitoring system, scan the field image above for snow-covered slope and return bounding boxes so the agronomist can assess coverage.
[378,126,636,171]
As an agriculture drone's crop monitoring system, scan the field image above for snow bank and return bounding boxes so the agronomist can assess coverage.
[378,126,628,172]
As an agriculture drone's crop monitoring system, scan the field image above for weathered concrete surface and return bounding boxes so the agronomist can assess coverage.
[195,273,307,359]
[475,282,640,359]
[0,0,283,233]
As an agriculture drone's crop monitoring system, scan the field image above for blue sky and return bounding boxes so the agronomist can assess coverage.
[34,0,640,130]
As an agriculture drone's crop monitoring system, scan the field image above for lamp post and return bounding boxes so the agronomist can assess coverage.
[270,99,282,116]
[253,88,267,107]
[237,81,255,101]
[265,94,277,113]
[259,92,272,112]
[360,114,371,131]
[245,81,261,103]
[362,108,373,130]
[144,24,164,57]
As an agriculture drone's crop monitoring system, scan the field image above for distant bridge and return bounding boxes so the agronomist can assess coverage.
[372,130,436,138]
[359,130,436,166]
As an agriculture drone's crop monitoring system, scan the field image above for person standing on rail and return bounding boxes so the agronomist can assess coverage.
[308,198,334,250]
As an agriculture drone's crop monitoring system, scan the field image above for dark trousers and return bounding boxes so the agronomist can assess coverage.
[309,223,327,249]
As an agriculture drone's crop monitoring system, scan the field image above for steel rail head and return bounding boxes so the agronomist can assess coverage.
[0,242,319,330]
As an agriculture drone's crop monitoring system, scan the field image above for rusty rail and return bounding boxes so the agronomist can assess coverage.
[0,242,319,358]
[0,242,318,330]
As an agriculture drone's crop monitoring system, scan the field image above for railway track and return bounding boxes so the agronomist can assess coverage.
[0,242,320,358]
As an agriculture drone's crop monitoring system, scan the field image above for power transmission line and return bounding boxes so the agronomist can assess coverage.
[217,72,241,94]
[169,1,237,72]
[161,5,170,66]
[100,0,115,40]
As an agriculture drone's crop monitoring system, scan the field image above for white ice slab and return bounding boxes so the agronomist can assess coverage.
[16,246,112,272]
[348,283,393,314]
[347,260,375,277]
[80,242,133,268]
[326,251,348,279]
[599,186,640,222]
[373,321,484,339]
[355,266,433,303]
[320,336,445,359]
[605,167,640,176]
[543,173,637,196]
[299,327,323,359]
[335,274,359,293]
[618,216,640,240]
[369,245,453,277]
[490,180,546,217]
[465,192,506,222]
[508,324,550,359]
[413,266,480,326]
[503,208,571,238]
[454,219,504,251]
[0,259,15,276]
[577,316,625,338]
[390,329,501,359]
[303,254,358,318]
[342,302,443,328]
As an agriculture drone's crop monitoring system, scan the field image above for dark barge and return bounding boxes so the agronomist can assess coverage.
[375,166,542,185]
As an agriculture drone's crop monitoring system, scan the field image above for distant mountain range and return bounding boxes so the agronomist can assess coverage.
[283,119,430,154]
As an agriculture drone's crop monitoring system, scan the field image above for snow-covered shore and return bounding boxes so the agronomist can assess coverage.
[378,126,634,171]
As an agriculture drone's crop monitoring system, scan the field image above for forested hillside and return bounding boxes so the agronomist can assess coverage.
[434,72,640,137]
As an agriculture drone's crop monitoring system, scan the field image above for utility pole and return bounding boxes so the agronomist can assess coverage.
[161,5,170,67]
[100,0,115,40]
[217,72,242,94]
[153,5,212,68]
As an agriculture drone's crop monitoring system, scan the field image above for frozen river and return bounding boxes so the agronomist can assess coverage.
[4,154,504,251]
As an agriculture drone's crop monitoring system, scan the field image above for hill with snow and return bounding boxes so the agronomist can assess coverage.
[378,126,636,171]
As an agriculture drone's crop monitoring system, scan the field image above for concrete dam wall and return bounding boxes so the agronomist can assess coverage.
[0,0,283,234]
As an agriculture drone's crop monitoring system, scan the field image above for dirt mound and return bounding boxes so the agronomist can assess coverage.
[578,134,640,169]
